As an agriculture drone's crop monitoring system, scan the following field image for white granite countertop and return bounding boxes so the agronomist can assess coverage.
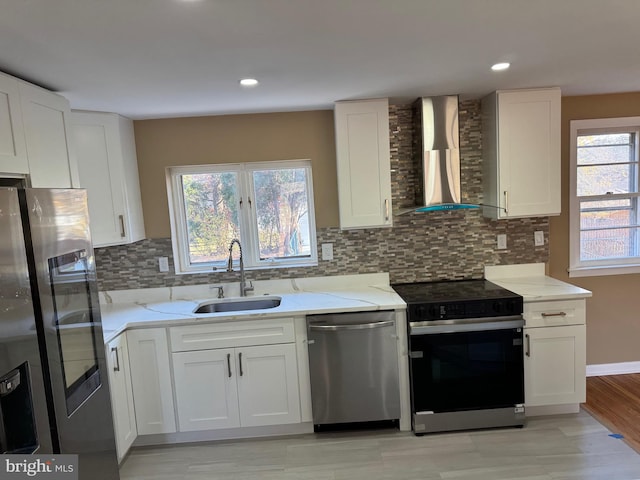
[99,273,406,343]
[485,264,592,302]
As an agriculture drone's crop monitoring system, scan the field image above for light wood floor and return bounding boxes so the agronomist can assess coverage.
[583,373,640,454]
[120,411,640,479]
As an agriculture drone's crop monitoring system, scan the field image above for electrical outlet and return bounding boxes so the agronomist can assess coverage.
[321,243,334,261]
[158,256,169,272]
[534,230,544,247]
[497,234,507,250]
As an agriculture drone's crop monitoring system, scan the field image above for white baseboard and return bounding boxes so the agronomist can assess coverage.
[586,361,640,377]
[133,422,314,447]
[526,404,580,417]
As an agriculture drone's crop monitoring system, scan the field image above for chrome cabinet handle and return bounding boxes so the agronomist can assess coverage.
[238,352,243,376]
[503,191,509,215]
[227,353,232,378]
[525,334,530,357]
[111,346,120,372]
[384,199,390,221]
[119,214,126,238]
[541,312,567,318]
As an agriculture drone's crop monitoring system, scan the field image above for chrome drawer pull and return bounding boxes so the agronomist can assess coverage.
[541,312,567,318]
[111,347,120,372]
[525,334,531,357]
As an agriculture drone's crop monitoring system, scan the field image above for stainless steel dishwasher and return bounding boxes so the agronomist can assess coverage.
[306,310,401,427]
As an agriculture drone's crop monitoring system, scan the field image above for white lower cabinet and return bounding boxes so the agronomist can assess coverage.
[171,319,301,433]
[173,348,240,431]
[127,328,177,435]
[105,332,137,462]
[523,299,587,407]
[524,325,586,407]
[236,343,301,427]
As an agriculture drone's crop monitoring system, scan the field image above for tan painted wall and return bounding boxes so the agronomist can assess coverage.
[133,110,338,238]
[549,92,640,365]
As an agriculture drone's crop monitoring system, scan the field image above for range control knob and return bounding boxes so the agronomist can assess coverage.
[492,301,503,314]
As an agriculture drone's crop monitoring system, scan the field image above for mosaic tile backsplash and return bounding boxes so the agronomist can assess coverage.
[95,100,549,291]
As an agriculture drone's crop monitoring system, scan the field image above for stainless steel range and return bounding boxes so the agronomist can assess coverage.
[392,279,525,435]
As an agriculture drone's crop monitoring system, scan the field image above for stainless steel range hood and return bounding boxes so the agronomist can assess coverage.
[401,95,478,213]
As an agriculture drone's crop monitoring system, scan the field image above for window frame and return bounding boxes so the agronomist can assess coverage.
[569,116,640,277]
[166,159,318,274]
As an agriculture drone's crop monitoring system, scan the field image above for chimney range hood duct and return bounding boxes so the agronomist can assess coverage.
[402,95,479,213]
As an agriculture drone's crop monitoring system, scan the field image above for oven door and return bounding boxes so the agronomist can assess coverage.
[409,318,524,414]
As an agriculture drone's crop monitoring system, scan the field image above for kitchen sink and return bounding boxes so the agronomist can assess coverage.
[193,296,281,314]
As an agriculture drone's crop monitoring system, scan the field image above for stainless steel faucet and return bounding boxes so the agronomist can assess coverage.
[227,239,253,297]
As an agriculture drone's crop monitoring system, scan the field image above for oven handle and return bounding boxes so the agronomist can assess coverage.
[410,318,524,335]
[309,320,394,331]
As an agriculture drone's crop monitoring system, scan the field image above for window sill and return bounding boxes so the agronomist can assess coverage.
[175,260,319,275]
[569,264,640,278]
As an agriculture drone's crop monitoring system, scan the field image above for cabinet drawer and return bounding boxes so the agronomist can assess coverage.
[524,299,585,328]
[170,318,295,352]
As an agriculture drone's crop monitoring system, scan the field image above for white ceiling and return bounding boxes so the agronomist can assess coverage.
[1,0,639,119]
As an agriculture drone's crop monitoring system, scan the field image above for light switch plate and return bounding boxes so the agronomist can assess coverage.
[321,243,334,261]
[158,256,169,272]
[497,234,507,250]
[534,231,544,247]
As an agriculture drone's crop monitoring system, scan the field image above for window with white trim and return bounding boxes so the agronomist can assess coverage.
[570,117,640,277]
[167,160,317,274]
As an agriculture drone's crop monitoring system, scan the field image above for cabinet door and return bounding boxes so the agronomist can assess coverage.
[127,329,176,435]
[19,82,79,188]
[335,99,392,229]
[71,112,145,247]
[237,343,301,427]
[524,325,586,407]
[106,333,137,461]
[173,349,240,432]
[497,88,561,218]
[0,73,28,174]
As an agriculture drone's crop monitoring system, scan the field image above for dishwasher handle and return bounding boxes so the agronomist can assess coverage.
[308,320,394,331]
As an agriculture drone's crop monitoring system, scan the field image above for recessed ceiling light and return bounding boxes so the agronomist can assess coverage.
[239,78,259,87]
[491,62,510,72]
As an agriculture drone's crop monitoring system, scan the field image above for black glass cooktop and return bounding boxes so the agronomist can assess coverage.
[392,279,523,321]
[391,279,520,304]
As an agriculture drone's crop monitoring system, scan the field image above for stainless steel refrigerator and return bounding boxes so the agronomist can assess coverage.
[0,187,119,479]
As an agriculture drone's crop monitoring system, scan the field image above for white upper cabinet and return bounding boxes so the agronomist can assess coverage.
[71,111,145,247]
[19,81,79,188]
[335,98,392,229]
[482,88,561,219]
[0,72,28,175]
